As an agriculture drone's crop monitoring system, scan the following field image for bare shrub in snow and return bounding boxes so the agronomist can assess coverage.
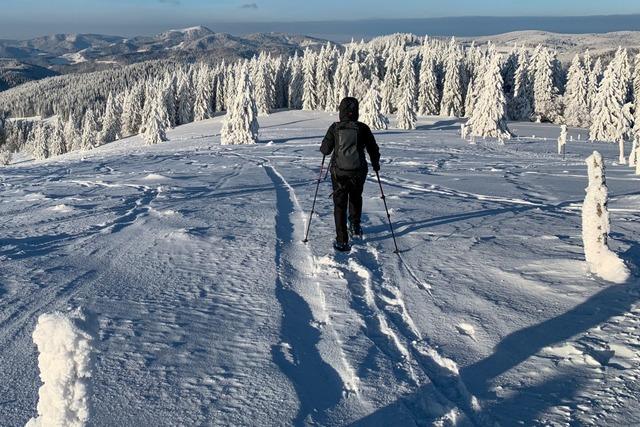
[581,151,630,283]
[26,309,95,427]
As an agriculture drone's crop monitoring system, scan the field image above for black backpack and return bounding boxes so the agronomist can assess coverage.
[334,122,363,174]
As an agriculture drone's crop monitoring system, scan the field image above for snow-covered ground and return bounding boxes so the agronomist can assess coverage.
[1,110,639,426]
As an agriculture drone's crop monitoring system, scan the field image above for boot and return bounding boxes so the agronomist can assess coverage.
[333,240,351,252]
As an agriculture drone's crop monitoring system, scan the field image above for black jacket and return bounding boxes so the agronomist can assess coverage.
[320,97,381,174]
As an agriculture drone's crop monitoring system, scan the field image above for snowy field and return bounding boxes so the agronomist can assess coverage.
[1,110,639,426]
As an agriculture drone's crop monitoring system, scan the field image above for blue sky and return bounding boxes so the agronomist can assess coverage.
[1,0,640,39]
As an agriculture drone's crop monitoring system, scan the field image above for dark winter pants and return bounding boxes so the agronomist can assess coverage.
[331,171,366,244]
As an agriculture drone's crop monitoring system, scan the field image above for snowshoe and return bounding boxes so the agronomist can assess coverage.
[333,240,351,252]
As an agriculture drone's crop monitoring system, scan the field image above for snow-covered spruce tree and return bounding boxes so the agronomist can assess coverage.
[509,48,534,121]
[464,74,479,118]
[98,92,122,145]
[532,46,561,122]
[194,66,214,121]
[590,55,633,146]
[287,54,303,109]
[467,54,511,141]
[395,55,417,130]
[558,124,567,156]
[563,55,590,128]
[176,71,194,125]
[121,83,144,136]
[588,58,603,111]
[581,151,630,283]
[162,74,178,128]
[417,49,440,115]
[48,116,66,157]
[381,45,403,114]
[220,66,259,146]
[143,96,168,146]
[63,118,80,152]
[215,69,226,112]
[301,49,317,111]
[252,53,275,116]
[31,122,49,160]
[440,42,464,117]
[633,54,640,140]
[501,47,518,102]
[361,77,389,130]
[315,45,331,111]
[80,109,99,151]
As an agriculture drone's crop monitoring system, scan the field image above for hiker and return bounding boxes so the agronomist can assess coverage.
[320,97,381,252]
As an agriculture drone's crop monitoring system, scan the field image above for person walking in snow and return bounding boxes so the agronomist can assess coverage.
[320,97,381,252]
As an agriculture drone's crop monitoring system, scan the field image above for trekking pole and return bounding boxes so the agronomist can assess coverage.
[323,158,332,181]
[302,155,326,243]
[375,170,400,254]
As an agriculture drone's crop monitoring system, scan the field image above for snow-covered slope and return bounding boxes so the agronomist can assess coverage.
[1,111,639,426]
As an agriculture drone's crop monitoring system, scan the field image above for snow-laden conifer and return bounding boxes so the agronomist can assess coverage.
[417,48,439,115]
[80,109,99,151]
[301,50,317,111]
[252,53,275,116]
[221,65,259,145]
[143,96,168,146]
[122,83,144,136]
[509,48,533,121]
[563,54,590,127]
[31,122,49,160]
[194,66,213,121]
[48,116,66,157]
[395,55,417,130]
[176,71,194,125]
[467,54,511,141]
[440,41,464,117]
[590,55,633,144]
[581,151,630,283]
[532,46,560,122]
[98,92,122,145]
[287,54,303,109]
[361,77,389,130]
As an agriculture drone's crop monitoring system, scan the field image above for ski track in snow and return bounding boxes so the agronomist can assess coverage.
[2,112,640,426]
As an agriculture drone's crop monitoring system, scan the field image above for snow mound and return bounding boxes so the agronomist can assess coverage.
[49,204,75,213]
[26,308,95,427]
[141,173,171,181]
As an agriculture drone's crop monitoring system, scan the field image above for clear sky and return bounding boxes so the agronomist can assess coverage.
[1,0,640,39]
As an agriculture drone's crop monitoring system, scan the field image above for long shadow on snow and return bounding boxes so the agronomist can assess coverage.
[264,166,343,426]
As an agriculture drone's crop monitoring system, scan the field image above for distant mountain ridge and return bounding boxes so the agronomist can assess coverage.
[0,26,327,90]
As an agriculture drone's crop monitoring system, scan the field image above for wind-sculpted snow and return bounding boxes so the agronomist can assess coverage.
[1,111,640,426]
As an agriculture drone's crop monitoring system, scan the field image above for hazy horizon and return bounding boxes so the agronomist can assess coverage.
[2,13,640,41]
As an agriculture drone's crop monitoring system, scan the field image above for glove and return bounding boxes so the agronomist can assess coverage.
[373,163,380,172]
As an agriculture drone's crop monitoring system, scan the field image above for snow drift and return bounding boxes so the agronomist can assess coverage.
[581,151,630,284]
[26,309,95,427]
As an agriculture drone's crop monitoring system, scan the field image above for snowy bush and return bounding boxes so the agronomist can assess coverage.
[581,151,630,283]
[26,309,94,427]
